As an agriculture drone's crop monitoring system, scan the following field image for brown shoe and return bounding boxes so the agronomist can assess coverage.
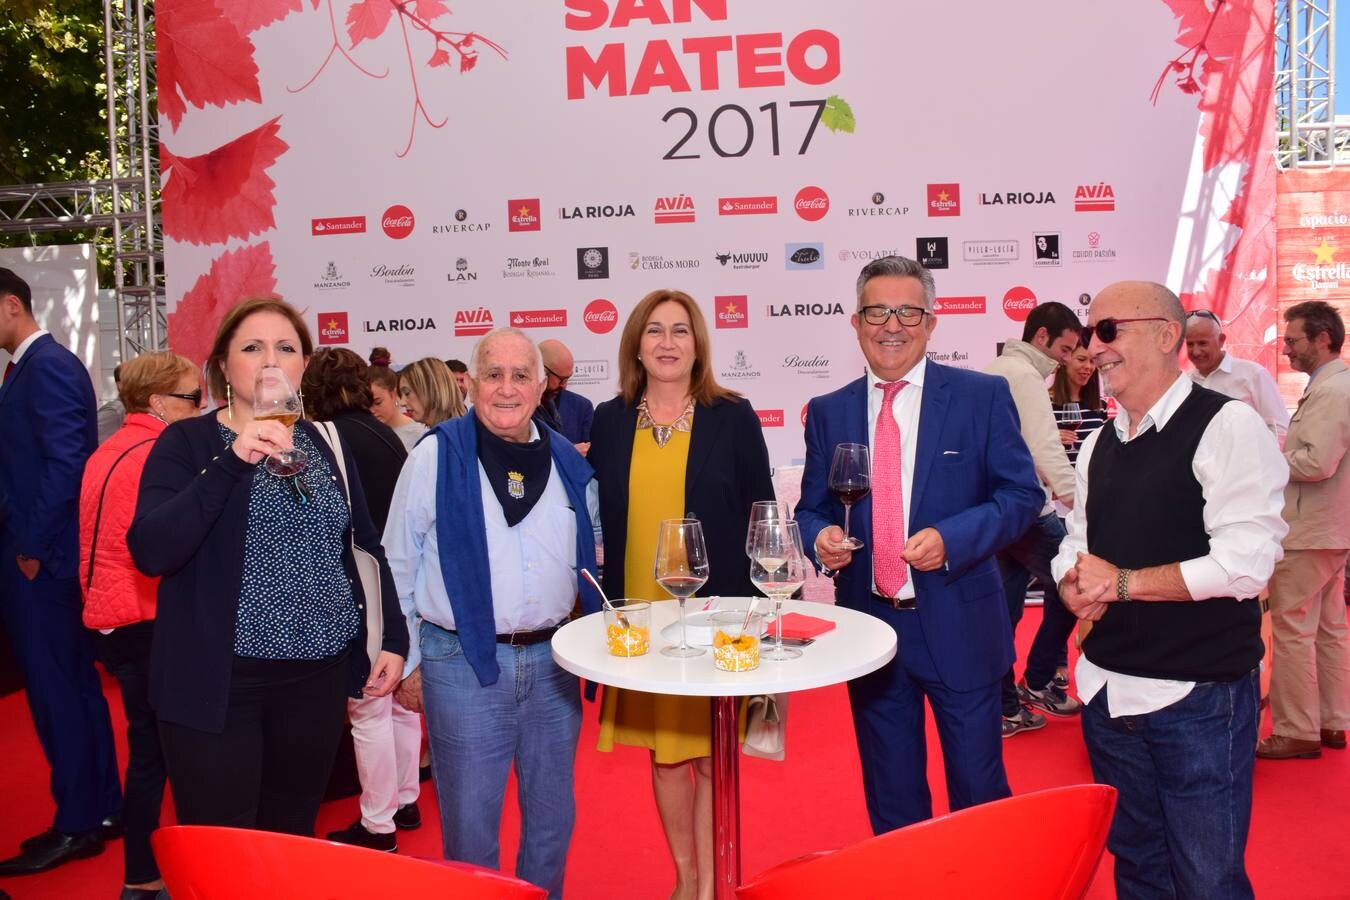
[1256,734,1323,760]
[1322,729,1347,750]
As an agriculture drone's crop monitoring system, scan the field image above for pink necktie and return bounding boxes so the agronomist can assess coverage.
[873,380,908,596]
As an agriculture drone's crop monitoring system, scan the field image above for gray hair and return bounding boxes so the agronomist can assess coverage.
[855,256,937,309]
[1151,283,1186,354]
[470,327,545,383]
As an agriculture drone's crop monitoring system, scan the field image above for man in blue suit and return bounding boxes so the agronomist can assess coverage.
[796,256,1042,833]
[536,339,593,453]
[0,268,121,874]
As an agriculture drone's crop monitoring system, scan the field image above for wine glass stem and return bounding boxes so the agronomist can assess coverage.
[842,503,853,543]
[774,597,784,655]
[678,597,689,651]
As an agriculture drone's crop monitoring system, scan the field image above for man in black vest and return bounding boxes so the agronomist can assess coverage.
[1053,281,1288,900]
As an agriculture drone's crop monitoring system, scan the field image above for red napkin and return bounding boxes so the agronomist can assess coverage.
[777,612,836,640]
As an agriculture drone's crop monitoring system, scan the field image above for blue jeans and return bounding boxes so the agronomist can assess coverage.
[420,625,581,900]
[998,512,1073,714]
[1082,670,1258,900]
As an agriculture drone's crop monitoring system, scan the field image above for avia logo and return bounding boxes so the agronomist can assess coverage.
[932,296,986,315]
[317,312,349,345]
[363,317,437,333]
[557,203,635,220]
[756,410,785,427]
[794,185,829,222]
[927,183,960,217]
[510,309,568,328]
[654,194,695,224]
[1074,183,1115,212]
[453,307,494,337]
[312,215,366,236]
[507,198,542,232]
[584,298,619,334]
[1002,286,1038,322]
[382,205,414,239]
[719,196,777,216]
[714,295,749,329]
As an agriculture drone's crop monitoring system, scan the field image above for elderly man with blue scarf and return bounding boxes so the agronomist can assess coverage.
[383,328,600,899]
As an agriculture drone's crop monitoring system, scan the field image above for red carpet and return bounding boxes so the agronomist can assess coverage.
[2,608,1349,899]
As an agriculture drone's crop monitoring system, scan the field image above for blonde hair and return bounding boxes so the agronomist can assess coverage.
[399,357,465,426]
[616,289,738,406]
[118,351,198,413]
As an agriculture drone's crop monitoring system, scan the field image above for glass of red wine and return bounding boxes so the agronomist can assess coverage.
[654,518,710,658]
[1058,400,1083,434]
[828,442,870,550]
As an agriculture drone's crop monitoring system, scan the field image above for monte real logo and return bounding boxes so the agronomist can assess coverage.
[381,205,415,239]
[794,185,829,222]
[849,192,908,217]
[785,243,825,270]
[1002,285,1038,322]
[917,237,949,269]
[432,209,490,234]
[713,250,768,271]
[446,257,479,284]
[1033,233,1061,267]
[370,263,415,287]
[312,215,365,236]
[719,196,778,216]
[654,193,696,224]
[713,295,749,329]
[584,298,619,334]
[963,240,1019,265]
[557,202,635,220]
[767,302,845,318]
[577,247,609,280]
[926,183,960,217]
[453,307,494,337]
[316,312,349,345]
[978,190,1055,206]
[510,309,568,329]
[933,296,986,315]
[502,256,555,279]
[1074,183,1115,212]
[364,317,436,334]
[314,261,351,291]
[781,353,832,378]
[720,350,762,381]
[507,198,541,232]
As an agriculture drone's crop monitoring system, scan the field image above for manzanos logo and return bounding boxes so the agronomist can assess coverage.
[453,307,494,337]
[382,205,414,239]
[794,186,829,222]
[1002,286,1038,322]
[317,312,348,345]
[584,298,619,334]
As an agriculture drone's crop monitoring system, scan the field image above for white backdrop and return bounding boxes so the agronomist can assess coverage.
[0,244,100,387]
[160,0,1273,465]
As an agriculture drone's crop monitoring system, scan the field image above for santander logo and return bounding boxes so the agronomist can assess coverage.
[794,186,829,222]
[382,205,415,239]
[584,298,619,334]
[1002,286,1038,322]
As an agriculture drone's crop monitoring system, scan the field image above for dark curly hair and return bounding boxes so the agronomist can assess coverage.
[302,347,375,420]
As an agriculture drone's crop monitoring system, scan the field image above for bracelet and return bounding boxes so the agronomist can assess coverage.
[1116,567,1133,603]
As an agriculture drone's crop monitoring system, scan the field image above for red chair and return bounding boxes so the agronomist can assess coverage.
[152,825,547,899]
[737,784,1116,900]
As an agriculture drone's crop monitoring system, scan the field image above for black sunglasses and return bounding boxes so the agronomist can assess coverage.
[1084,317,1169,346]
[543,365,571,385]
[164,390,203,405]
[1186,309,1221,323]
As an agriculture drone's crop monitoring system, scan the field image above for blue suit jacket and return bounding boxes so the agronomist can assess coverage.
[0,334,97,579]
[795,363,1042,692]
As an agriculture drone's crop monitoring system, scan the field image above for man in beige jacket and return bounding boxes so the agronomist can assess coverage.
[985,301,1083,735]
[1258,300,1350,760]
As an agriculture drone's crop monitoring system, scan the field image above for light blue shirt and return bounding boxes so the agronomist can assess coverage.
[383,422,580,675]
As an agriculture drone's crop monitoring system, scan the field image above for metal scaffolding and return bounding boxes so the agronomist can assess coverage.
[1275,0,1343,168]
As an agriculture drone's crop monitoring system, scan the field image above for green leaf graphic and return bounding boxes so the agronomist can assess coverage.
[821,95,856,134]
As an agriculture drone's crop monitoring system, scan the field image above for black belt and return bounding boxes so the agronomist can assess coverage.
[872,592,917,611]
[444,624,561,646]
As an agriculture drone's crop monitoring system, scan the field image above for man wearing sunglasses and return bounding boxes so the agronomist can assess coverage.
[1184,309,1289,444]
[1258,300,1350,761]
[533,339,593,455]
[1051,280,1288,900]
[797,255,1041,834]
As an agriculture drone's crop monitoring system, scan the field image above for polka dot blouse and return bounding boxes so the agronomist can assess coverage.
[218,422,360,659]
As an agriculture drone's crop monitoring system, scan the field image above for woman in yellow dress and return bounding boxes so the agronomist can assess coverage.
[589,289,774,900]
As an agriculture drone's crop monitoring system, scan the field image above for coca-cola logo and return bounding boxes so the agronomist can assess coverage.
[382,205,414,239]
[800,403,810,427]
[1002,286,1038,322]
[794,185,829,222]
[584,298,619,334]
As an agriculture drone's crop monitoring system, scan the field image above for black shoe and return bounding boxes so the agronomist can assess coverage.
[0,829,104,875]
[392,802,422,830]
[118,888,168,900]
[21,812,122,854]
[418,763,432,783]
[325,820,395,852]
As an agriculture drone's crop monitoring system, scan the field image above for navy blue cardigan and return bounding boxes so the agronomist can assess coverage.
[128,411,409,733]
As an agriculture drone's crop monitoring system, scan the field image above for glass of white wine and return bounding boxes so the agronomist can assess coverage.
[749,519,807,661]
[654,518,709,658]
[253,366,309,477]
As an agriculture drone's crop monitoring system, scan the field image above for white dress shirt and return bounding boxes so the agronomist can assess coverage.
[3,329,47,374]
[866,358,926,602]
[1189,351,1290,443]
[1051,374,1289,716]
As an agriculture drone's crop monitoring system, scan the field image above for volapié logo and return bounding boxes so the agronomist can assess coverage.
[837,248,900,263]
[317,312,349,345]
[577,247,610,280]
[507,198,542,232]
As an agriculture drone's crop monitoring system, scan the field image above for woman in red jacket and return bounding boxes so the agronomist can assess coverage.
[79,351,201,900]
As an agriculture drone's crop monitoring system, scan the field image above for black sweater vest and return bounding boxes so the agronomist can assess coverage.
[1082,386,1263,682]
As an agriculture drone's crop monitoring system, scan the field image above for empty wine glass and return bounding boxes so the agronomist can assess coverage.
[746,500,791,557]
[828,443,870,550]
[749,520,807,661]
[654,518,709,658]
[253,366,309,477]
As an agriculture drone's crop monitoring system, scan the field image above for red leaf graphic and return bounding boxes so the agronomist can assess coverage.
[460,49,478,73]
[427,48,450,68]
[157,0,262,130]
[414,0,450,20]
[168,242,279,368]
[346,0,393,47]
[215,0,302,34]
[161,117,289,246]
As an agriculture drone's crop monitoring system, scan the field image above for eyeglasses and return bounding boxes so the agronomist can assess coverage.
[1084,317,1168,346]
[163,390,203,405]
[1282,334,1309,348]
[544,365,572,386]
[1186,309,1220,323]
[858,305,931,327]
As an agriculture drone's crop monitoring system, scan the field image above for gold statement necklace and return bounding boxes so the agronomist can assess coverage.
[637,396,694,449]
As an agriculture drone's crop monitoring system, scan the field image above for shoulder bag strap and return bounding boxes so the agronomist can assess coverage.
[346,414,408,464]
[86,438,157,589]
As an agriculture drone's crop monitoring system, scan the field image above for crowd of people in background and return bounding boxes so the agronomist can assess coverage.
[0,259,1345,900]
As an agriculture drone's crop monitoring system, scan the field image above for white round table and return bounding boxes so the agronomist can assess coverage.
[552,598,896,899]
